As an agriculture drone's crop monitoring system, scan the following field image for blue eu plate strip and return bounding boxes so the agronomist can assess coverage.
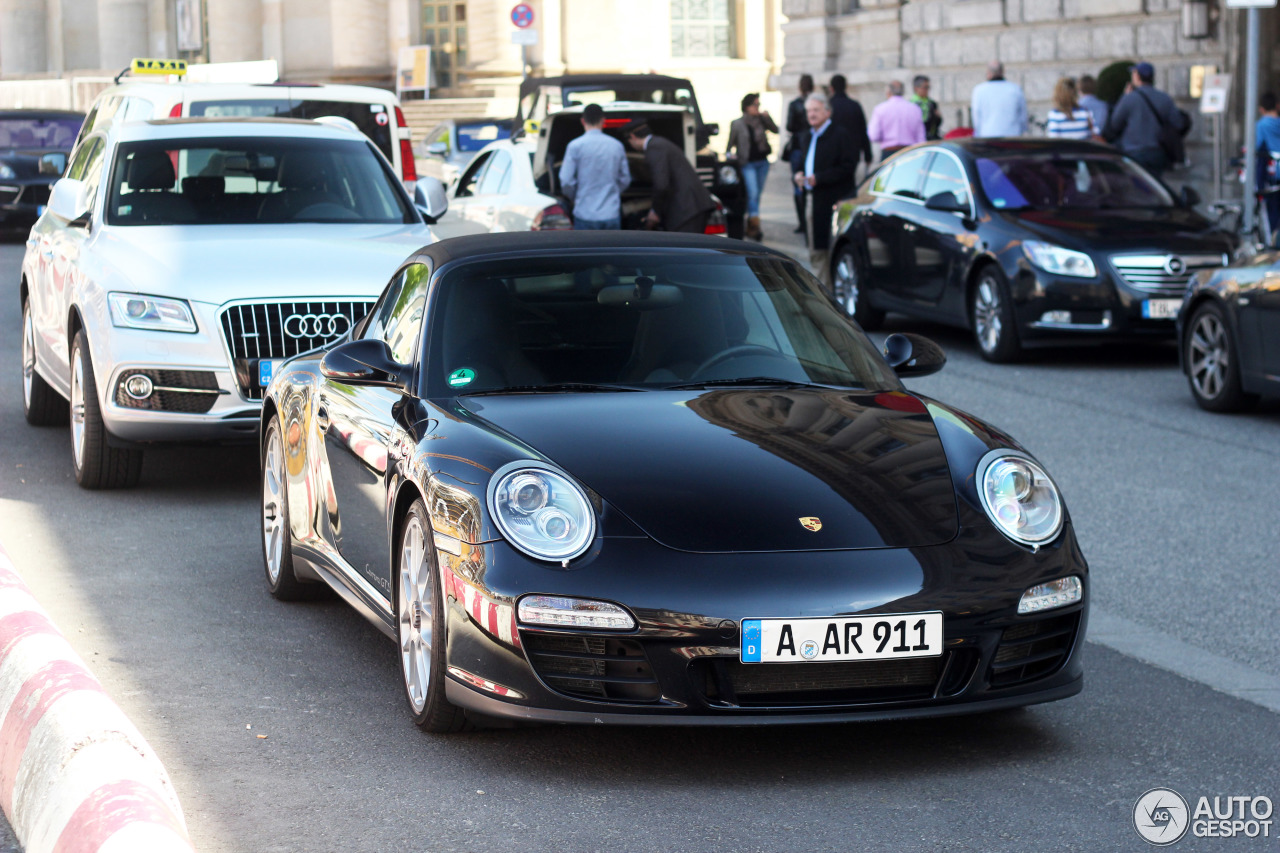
[741,619,762,662]
[259,360,275,387]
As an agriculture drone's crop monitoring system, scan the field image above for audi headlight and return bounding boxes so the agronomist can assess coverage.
[0,163,15,180]
[1022,241,1096,278]
[108,292,197,333]
[717,164,739,185]
[976,450,1063,547]
[487,462,596,562]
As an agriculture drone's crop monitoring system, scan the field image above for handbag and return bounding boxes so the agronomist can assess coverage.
[1136,88,1190,164]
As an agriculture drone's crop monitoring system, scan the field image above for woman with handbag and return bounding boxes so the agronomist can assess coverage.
[728,92,779,241]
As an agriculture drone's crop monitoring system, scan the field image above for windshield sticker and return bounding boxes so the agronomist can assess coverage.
[447,367,476,388]
[992,198,1006,208]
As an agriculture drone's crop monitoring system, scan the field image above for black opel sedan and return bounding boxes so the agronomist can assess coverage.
[828,139,1236,362]
[0,109,83,230]
[1178,250,1280,412]
[260,232,1088,730]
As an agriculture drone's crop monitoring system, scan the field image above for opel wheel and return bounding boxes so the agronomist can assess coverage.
[832,247,884,330]
[969,268,1022,363]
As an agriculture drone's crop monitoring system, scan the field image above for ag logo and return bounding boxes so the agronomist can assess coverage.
[1133,788,1189,845]
[799,516,822,532]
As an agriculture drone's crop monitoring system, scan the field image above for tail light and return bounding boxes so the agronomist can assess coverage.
[168,103,183,118]
[532,203,573,231]
[705,201,727,236]
[395,106,417,182]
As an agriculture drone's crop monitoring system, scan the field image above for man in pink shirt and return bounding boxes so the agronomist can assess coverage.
[868,80,926,160]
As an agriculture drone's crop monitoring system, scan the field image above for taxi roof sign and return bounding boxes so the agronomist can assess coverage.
[130,58,187,76]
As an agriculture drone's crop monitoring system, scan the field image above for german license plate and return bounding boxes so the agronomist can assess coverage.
[258,360,276,388]
[740,612,943,664]
[1142,298,1182,319]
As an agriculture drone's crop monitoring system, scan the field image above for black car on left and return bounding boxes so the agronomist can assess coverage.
[0,109,83,230]
[827,138,1236,361]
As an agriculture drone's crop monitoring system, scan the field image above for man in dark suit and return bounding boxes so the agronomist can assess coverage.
[828,74,873,182]
[790,93,856,286]
[624,121,715,233]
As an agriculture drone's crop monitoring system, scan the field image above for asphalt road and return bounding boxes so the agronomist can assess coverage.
[3,189,1279,852]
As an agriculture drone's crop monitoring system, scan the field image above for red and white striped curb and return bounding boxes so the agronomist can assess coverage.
[0,542,194,853]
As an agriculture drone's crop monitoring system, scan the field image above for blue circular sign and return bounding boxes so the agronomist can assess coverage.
[510,3,534,28]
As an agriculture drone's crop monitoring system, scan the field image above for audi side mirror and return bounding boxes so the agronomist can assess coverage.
[883,333,946,377]
[47,177,90,225]
[321,339,408,388]
[414,176,449,223]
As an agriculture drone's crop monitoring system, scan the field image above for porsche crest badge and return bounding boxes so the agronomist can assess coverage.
[799,517,822,532]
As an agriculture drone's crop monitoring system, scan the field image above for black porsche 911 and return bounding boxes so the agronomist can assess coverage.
[259,232,1088,730]
[828,138,1236,362]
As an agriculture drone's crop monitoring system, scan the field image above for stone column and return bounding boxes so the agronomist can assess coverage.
[60,0,99,70]
[208,0,262,62]
[0,0,49,74]
[97,0,149,70]
[263,0,284,72]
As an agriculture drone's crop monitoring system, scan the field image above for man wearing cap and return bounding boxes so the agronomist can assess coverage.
[624,121,715,233]
[1103,61,1188,178]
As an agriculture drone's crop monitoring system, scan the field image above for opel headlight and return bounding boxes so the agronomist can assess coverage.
[0,163,15,180]
[717,165,739,185]
[487,462,596,562]
[977,450,1063,547]
[1022,241,1096,278]
[108,292,198,333]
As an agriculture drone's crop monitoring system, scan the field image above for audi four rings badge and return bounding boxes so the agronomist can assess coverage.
[284,313,351,339]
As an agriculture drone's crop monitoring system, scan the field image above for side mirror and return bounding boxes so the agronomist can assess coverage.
[883,333,946,377]
[1179,185,1201,208]
[425,141,448,157]
[39,152,67,176]
[320,339,408,388]
[704,122,720,137]
[924,190,968,214]
[47,178,90,225]
[414,176,449,223]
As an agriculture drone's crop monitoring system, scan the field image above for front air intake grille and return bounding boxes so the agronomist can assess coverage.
[113,369,221,414]
[1111,254,1225,297]
[219,300,374,399]
[988,612,1079,688]
[522,632,661,703]
[694,656,946,708]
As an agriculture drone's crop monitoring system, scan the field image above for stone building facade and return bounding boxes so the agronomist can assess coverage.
[780,0,1280,198]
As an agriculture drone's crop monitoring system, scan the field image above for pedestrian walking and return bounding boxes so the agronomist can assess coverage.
[1102,61,1189,179]
[727,92,778,241]
[559,103,631,230]
[624,121,716,234]
[1045,78,1095,140]
[828,74,873,181]
[1078,74,1109,136]
[790,93,856,286]
[785,74,814,236]
[1256,92,1280,240]
[909,75,943,140]
[867,80,925,161]
[971,61,1027,138]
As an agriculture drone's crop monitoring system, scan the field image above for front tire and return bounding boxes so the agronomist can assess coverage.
[1185,301,1256,413]
[261,415,310,600]
[398,500,469,733]
[22,300,68,426]
[831,246,884,330]
[70,330,142,489]
[969,267,1022,363]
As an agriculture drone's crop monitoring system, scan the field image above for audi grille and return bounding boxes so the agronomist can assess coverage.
[219,300,376,399]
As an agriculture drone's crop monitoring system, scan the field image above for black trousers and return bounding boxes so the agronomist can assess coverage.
[672,211,710,234]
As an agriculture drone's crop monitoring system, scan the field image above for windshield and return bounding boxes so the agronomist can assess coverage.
[425,253,900,397]
[976,153,1174,210]
[457,122,510,152]
[0,117,82,149]
[106,136,414,226]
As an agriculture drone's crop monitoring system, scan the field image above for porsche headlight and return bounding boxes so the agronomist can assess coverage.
[977,450,1063,547]
[108,292,197,333]
[1022,241,1097,278]
[0,163,15,180]
[488,462,595,562]
[717,165,739,185]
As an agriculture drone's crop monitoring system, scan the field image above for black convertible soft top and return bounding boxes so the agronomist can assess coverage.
[411,232,794,268]
[517,74,694,103]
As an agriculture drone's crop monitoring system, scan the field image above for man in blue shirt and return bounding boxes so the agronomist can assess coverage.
[971,61,1027,138]
[559,103,631,229]
[1258,92,1280,240]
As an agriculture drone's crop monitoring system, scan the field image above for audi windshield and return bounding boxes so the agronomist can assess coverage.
[976,152,1175,211]
[106,136,416,226]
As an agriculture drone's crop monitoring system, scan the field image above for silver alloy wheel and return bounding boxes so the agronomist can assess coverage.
[399,515,432,715]
[833,253,859,316]
[262,426,286,584]
[21,306,35,411]
[973,278,1003,353]
[70,345,86,469]
[1188,311,1228,400]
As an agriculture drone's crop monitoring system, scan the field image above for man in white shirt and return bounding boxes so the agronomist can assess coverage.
[559,103,631,229]
[971,61,1027,138]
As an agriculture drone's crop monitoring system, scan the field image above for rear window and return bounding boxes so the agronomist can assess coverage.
[189,98,396,162]
[457,122,510,152]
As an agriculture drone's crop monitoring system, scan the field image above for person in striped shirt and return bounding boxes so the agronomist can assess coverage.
[1045,78,1096,140]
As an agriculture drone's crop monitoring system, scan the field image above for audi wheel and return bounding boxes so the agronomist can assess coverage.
[70,330,143,489]
[22,300,68,426]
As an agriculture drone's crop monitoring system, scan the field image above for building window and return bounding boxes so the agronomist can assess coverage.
[420,1,468,88]
[670,0,736,59]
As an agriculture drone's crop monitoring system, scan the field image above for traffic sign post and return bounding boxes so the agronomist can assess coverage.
[510,3,534,27]
[510,4,536,84]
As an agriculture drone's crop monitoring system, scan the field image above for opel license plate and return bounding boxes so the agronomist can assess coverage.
[741,612,943,663]
[1142,299,1182,320]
